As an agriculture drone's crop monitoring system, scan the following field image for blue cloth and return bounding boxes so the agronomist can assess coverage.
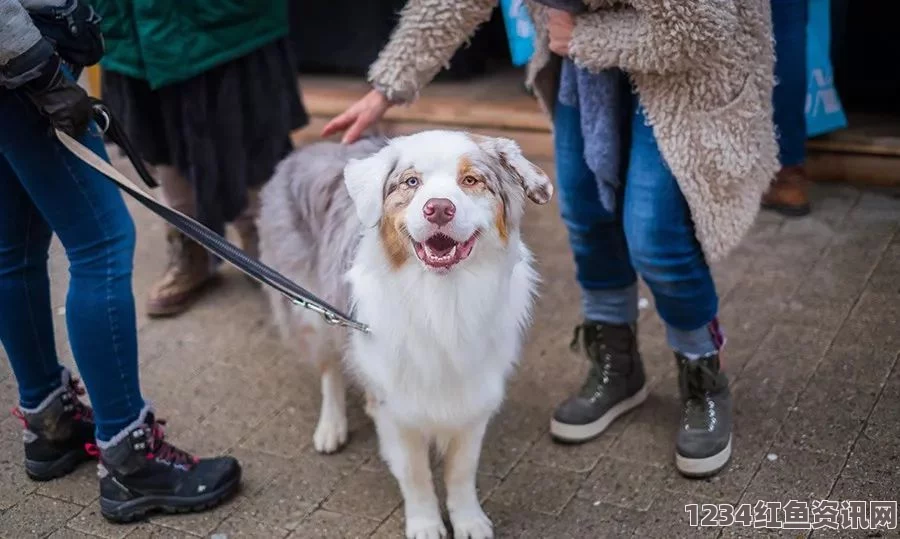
[0,90,145,442]
[771,0,809,167]
[557,59,627,212]
[553,96,721,356]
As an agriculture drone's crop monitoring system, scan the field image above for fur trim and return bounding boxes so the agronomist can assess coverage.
[19,368,72,414]
[96,404,153,449]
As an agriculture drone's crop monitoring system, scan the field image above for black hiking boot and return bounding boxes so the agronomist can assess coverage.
[13,370,96,481]
[93,411,241,523]
[675,353,733,477]
[551,321,648,442]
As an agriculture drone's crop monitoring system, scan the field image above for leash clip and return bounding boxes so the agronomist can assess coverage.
[290,297,371,334]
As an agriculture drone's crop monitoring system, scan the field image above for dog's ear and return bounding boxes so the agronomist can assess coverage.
[479,136,553,205]
[343,145,396,227]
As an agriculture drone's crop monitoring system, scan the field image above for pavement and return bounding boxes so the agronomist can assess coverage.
[0,147,898,539]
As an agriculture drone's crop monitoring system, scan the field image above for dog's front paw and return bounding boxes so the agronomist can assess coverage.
[405,515,447,539]
[313,415,348,454]
[450,507,494,539]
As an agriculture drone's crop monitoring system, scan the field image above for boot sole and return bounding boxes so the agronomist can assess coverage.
[25,449,92,482]
[550,384,649,443]
[99,471,241,523]
[146,275,219,318]
[675,435,732,478]
[761,201,811,217]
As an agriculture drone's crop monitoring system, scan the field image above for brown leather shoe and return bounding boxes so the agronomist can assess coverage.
[761,165,811,217]
[146,228,216,317]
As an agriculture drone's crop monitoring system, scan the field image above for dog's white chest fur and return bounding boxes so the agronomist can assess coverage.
[347,233,538,430]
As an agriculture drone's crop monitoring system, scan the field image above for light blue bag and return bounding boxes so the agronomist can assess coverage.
[805,0,847,136]
[499,0,536,66]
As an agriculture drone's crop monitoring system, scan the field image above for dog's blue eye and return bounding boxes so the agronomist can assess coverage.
[405,177,419,187]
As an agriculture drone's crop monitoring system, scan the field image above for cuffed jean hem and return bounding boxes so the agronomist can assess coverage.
[581,283,639,325]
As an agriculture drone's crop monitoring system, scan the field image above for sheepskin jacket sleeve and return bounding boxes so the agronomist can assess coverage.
[569,0,739,75]
[367,0,498,104]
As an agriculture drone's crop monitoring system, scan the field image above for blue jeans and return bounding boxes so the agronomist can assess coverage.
[0,91,145,442]
[554,98,721,356]
[772,0,808,167]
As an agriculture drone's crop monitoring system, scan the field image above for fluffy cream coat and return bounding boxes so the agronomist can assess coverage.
[368,0,779,261]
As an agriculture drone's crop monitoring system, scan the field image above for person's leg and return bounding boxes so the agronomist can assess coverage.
[146,164,215,317]
[0,95,145,442]
[0,156,65,407]
[622,104,731,478]
[548,99,648,443]
[0,91,240,517]
[0,103,99,480]
[763,0,811,216]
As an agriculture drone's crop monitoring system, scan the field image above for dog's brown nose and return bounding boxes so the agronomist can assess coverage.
[423,198,456,226]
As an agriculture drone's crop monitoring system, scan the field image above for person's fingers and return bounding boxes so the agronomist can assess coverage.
[321,111,355,137]
[341,116,369,145]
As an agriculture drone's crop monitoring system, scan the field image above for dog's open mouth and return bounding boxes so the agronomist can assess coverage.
[413,232,478,269]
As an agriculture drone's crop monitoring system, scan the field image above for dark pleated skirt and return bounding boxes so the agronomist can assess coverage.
[101,37,309,235]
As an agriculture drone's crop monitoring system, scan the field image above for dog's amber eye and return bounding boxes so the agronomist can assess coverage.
[462,176,479,187]
[404,176,420,187]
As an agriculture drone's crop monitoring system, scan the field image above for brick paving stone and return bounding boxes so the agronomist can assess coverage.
[606,387,681,468]
[0,415,22,466]
[36,463,99,507]
[289,509,379,538]
[477,402,547,478]
[48,529,103,539]
[542,498,643,538]
[212,512,291,539]
[479,501,555,538]
[742,446,845,505]
[0,494,81,539]
[738,324,835,386]
[149,496,242,537]
[523,429,615,474]
[635,490,722,538]
[367,508,405,539]
[576,456,666,511]
[322,469,402,521]
[121,523,198,538]
[488,462,585,516]
[240,453,347,530]
[868,365,900,429]
[774,372,880,457]
[67,502,131,539]
[839,423,900,481]
[0,459,37,511]
[814,344,896,389]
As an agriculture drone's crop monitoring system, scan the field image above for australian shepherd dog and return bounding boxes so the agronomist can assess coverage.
[257,130,552,539]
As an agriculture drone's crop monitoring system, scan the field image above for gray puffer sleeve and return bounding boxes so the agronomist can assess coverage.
[0,0,55,89]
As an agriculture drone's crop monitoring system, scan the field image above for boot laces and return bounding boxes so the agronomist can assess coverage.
[64,376,93,423]
[147,419,199,467]
[571,325,615,401]
[84,418,199,467]
[680,361,719,432]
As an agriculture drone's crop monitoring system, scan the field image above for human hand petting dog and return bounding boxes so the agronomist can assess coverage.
[547,8,575,56]
[321,88,391,144]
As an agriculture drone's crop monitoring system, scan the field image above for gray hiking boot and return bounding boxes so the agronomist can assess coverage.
[550,322,648,443]
[675,353,732,477]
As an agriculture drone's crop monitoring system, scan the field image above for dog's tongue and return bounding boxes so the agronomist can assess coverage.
[427,234,457,257]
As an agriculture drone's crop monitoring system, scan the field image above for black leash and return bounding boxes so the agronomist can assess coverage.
[55,99,370,334]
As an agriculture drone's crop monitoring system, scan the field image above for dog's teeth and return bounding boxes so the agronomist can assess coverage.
[449,245,457,258]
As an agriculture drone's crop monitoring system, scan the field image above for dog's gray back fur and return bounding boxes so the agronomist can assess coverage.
[257,136,387,339]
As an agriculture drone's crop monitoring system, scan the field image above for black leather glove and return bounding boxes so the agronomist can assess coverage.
[22,52,92,138]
